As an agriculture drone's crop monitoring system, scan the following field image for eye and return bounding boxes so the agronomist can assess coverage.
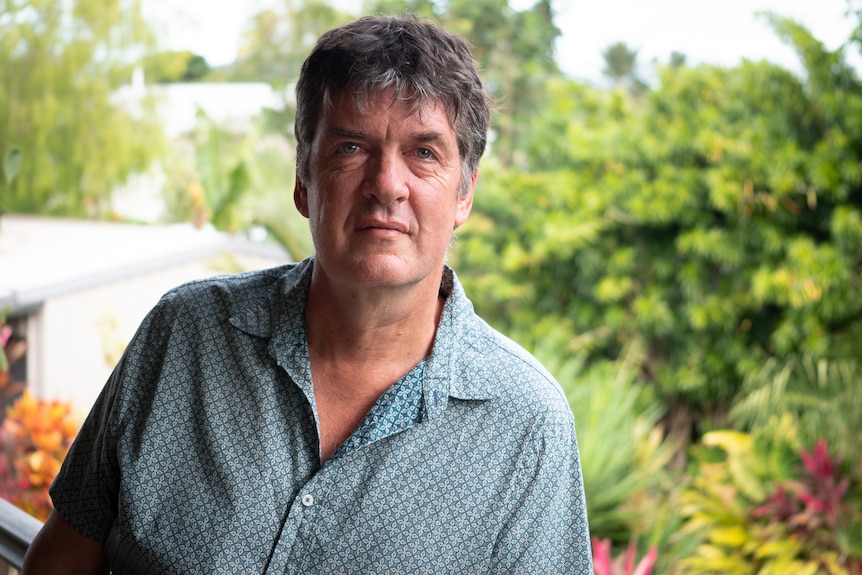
[415,147,435,160]
[339,143,359,154]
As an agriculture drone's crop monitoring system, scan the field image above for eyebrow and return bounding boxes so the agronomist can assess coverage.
[415,132,446,144]
[323,126,448,145]
[325,126,365,139]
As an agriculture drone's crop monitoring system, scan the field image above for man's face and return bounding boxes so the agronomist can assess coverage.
[294,90,475,292]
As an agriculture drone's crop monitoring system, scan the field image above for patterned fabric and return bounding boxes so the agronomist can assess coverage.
[50,258,593,574]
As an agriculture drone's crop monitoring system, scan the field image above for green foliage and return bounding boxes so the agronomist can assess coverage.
[455,17,862,428]
[0,309,26,412]
[2,148,21,187]
[162,108,255,233]
[853,0,862,53]
[159,107,312,258]
[141,50,210,83]
[730,357,862,484]
[188,109,251,231]
[0,0,165,217]
[0,309,11,377]
[242,137,314,261]
[1,147,22,226]
[602,42,647,93]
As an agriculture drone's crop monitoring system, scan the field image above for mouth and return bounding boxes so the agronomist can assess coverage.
[355,219,410,234]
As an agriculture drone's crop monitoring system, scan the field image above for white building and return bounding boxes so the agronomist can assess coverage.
[115,68,283,138]
[0,215,288,414]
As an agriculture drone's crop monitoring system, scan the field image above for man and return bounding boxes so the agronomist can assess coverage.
[23,15,592,574]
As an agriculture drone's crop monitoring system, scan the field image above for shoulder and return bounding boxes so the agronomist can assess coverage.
[113,260,309,385]
[440,270,573,426]
[461,318,572,421]
[160,261,303,311]
[141,260,309,330]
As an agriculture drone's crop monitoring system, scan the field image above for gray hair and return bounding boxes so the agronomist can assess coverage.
[294,15,493,197]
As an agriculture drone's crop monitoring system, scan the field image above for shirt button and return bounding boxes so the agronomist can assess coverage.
[301,494,315,507]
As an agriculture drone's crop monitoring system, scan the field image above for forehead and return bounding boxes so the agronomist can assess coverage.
[317,90,456,139]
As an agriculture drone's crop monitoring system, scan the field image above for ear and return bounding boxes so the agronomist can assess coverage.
[454,169,477,228]
[294,175,310,218]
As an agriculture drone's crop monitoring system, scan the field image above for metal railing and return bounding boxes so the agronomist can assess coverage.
[0,498,42,572]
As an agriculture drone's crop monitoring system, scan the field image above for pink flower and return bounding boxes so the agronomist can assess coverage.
[592,537,658,575]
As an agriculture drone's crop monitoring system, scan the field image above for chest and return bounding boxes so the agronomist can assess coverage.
[311,359,421,462]
[111,392,525,574]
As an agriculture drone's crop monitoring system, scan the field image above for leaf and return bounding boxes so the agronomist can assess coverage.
[753,539,801,559]
[706,526,749,547]
[3,148,22,185]
[632,546,658,575]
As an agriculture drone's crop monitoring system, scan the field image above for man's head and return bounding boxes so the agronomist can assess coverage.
[294,15,492,197]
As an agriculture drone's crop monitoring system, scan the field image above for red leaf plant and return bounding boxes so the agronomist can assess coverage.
[753,439,849,532]
[592,537,658,575]
[752,438,859,569]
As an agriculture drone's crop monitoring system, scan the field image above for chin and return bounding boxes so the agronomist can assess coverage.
[346,255,430,289]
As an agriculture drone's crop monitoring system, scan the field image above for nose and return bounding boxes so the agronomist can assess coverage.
[364,151,409,206]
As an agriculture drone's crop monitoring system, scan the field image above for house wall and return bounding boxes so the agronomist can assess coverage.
[29,252,284,415]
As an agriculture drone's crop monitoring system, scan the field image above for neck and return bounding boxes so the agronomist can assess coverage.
[304,266,444,367]
[302,264,446,463]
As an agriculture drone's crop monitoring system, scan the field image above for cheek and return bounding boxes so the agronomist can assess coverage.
[307,195,344,240]
[418,203,461,239]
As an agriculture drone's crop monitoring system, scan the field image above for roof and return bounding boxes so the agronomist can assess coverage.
[0,215,287,313]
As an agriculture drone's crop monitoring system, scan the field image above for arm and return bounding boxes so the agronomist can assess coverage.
[21,510,109,575]
[490,421,593,574]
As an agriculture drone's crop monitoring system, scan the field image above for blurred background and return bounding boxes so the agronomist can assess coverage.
[1,0,861,572]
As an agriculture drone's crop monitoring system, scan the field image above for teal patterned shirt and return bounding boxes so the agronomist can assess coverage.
[51,258,592,574]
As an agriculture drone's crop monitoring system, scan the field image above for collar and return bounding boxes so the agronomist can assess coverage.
[228,257,500,421]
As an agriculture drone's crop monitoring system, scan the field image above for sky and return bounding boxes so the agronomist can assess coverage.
[153,0,860,85]
[554,0,860,83]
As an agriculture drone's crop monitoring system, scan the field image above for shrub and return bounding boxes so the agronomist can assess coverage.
[679,424,862,574]
[0,391,79,520]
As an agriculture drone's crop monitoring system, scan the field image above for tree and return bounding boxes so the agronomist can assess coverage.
[140,50,209,83]
[850,0,862,51]
[0,0,165,218]
[602,42,638,82]
[216,0,354,88]
[602,41,647,93]
[183,55,211,82]
[669,51,687,68]
[454,16,862,440]
[207,0,355,143]
[364,0,563,169]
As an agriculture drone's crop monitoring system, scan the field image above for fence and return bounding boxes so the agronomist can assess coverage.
[0,499,41,574]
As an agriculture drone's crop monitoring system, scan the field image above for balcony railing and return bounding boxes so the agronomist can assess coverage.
[0,498,42,572]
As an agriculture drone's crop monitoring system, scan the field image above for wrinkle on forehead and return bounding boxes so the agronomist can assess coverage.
[322,86,456,131]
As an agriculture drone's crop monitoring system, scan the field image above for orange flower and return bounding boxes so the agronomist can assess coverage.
[0,391,80,521]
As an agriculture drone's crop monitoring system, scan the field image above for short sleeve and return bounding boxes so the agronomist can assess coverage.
[489,419,593,574]
[49,365,123,541]
[49,297,173,542]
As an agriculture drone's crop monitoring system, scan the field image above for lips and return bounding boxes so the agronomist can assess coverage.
[355,219,410,233]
